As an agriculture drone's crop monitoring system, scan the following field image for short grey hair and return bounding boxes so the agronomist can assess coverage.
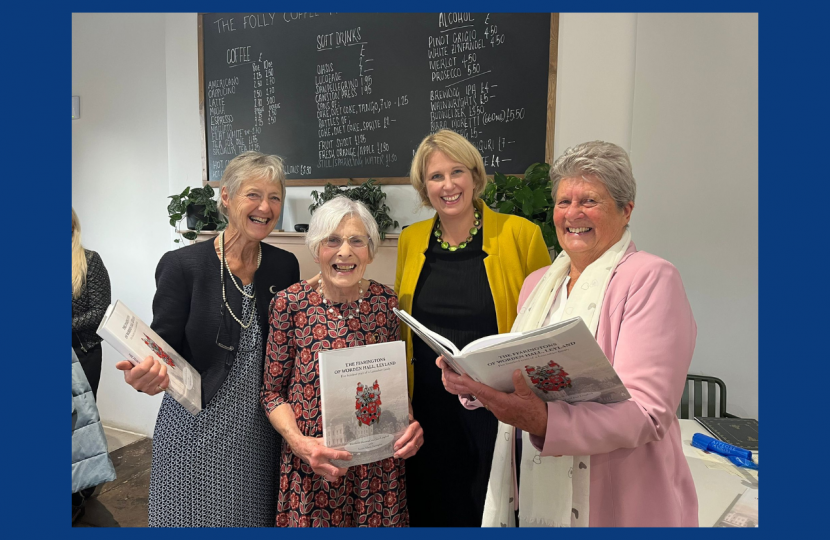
[218,151,286,217]
[550,141,636,210]
[306,197,380,260]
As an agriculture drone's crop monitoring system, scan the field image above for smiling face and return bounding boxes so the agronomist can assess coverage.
[553,175,634,269]
[221,176,282,242]
[316,215,373,301]
[425,151,476,223]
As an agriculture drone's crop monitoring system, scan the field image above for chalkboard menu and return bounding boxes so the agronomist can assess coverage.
[200,13,557,185]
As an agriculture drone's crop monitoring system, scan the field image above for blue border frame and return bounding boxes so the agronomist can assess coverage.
[9,0,822,536]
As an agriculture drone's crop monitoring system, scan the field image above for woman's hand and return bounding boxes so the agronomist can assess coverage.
[436,356,475,396]
[454,369,549,438]
[393,406,424,459]
[287,434,351,482]
[115,355,169,395]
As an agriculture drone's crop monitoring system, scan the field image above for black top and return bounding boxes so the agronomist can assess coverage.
[411,228,498,354]
[406,228,500,526]
[72,250,112,352]
[151,238,299,407]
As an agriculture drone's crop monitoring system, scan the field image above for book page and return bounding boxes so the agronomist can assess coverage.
[459,319,631,404]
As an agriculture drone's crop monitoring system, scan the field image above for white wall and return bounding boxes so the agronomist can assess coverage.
[629,14,758,418]
[72,13,170,434]
[72,13,758,436]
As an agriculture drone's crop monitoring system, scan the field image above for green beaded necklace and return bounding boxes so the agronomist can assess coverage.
[433,209,482,251]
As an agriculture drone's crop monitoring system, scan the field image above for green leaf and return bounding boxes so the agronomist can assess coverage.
[498,200,515,214]
[522,200,534,216]
[532,189,549,212]
[182,232,197,241]
[514,185,533,205]
[524,162,540,177]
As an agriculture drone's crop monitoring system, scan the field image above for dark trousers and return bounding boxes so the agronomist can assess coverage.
[73,343,102,400]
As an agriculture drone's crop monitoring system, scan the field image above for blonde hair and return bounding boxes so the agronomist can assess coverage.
[72,208,87,299]
[409,130,490,207]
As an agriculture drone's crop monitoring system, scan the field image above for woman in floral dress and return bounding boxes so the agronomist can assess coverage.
[261,197,424,527]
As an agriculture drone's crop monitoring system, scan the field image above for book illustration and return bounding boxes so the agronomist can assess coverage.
[355,380,382,426]
[141,333,176,368]
[319,341,409,467]
[525,360,572,393]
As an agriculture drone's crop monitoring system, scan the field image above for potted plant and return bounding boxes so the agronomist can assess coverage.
[167,184,227,242]
[308,178,399,240]
[482,162,561,255]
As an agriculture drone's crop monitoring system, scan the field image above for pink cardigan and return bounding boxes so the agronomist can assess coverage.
[522,243,699,526]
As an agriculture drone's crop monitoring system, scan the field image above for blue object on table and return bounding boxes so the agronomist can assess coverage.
[692,432,753,461]
[726,454,758,470]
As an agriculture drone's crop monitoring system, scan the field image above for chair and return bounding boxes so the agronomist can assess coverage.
[677,374,738,419]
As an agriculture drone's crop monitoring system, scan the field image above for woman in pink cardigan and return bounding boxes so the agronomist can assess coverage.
[438,141,698,527]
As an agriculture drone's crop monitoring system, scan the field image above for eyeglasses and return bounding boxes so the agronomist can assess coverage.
[322,235,371,249]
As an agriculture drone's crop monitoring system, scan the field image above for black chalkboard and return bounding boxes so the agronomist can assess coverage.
[200,13,555,184]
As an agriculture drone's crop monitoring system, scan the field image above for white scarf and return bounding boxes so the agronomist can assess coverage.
[482,229,631,527]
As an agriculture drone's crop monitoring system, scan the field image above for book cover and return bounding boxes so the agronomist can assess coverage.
[394,309,630,405]
[318,341,409,467]
[715,487,758,527]
[694,417,758,451]
[97,300,202,415]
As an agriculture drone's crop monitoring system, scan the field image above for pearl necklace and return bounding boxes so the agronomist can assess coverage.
[220,231,261,300]
[317,279,364,320]
[219,231,262,329]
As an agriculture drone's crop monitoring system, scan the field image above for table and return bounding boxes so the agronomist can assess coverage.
[679,419,758,526]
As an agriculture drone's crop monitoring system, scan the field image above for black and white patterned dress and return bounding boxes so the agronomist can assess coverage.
[149,284,277,527]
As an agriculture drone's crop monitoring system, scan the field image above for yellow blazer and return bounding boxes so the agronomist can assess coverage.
[394,202,552,397]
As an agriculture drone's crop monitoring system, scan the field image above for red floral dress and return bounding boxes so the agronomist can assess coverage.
[261,280,409,527]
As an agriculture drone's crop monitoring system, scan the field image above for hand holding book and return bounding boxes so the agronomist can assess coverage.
[287,432,352,482]
[391,404,424,460]
[115,355,170,395]
[437,357,549,438]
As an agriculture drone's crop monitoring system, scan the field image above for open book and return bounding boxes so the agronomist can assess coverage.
[97,300,202,415]
[394,308,630,404]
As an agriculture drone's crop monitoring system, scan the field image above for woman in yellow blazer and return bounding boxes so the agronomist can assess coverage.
[395,130,550,526]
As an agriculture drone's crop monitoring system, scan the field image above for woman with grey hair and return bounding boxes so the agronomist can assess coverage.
[262,196,423,527]
[438,141,699,526]
[115,151,300,526]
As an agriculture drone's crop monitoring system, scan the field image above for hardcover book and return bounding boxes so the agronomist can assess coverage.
[318,341,409,467]
[694,417,758,451]
[97,300,202,415]
[394,309,630,404]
